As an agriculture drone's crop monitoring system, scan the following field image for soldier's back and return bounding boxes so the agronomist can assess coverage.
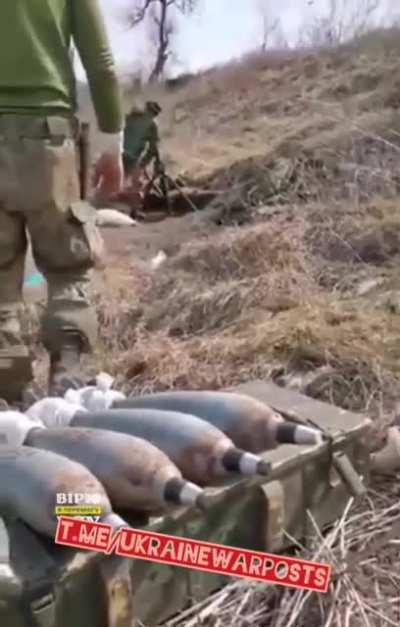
[0,0,76,116]
[125,110,152,133]
[124,110,155,159]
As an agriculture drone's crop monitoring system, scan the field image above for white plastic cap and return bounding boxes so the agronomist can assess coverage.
[65,387,125,412]
[64,373,126,412]
[26,398,87,428]
[0,411,45,447]
[96,372,115,391]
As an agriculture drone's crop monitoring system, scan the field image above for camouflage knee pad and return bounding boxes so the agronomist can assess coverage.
[41,278,98,354]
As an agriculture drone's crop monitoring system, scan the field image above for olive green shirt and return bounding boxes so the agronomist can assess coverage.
[0,0,123,133]
[123,111,159,167]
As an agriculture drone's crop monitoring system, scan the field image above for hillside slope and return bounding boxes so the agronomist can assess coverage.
[80,30,400,626]
[158,29,400,183]
[93,30,400,429]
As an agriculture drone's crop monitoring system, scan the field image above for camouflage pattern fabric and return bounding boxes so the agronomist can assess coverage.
[0,114,103,398]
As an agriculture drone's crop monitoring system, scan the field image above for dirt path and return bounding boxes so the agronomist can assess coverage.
[102,212,214,260]
[24,211,215,301]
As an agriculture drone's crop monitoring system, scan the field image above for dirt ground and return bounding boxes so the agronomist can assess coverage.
[101,210,217,262]
[24,211,212,300]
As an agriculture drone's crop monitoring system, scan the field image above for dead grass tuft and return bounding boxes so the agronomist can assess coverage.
[306,199,400,263]
[113,220,317,340]
[163,478,400,626]
[167,219,309,281]
[94,200,400,423]
[101,267,400,422]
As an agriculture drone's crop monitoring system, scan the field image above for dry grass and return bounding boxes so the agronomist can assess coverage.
[164,478,400,627]
[96,204,400,424]
[147,28,400,181]
[306,199,400,263]
[86,28,400,472]
[112,298,400,421]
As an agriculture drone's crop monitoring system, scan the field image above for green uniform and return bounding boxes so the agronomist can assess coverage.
[123,111,160,171]
[0,0,123,132]
[0,0,123,399]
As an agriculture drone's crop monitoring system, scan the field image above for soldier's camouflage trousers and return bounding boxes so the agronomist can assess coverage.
[0,114,104,394]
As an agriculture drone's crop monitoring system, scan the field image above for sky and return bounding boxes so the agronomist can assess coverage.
[75,0,398,80]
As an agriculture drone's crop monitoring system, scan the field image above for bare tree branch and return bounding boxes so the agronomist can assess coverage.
[299,0,381,47]
[125,0,198,81]
[256,1,289,51]
[127,0,153,27]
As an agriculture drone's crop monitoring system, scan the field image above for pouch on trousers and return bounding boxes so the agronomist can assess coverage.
[68,201,105,270]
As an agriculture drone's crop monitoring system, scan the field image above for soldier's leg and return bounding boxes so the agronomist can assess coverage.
[25,132,104,394]
[122,152,133,179]
[28,205,103,393]
[127,166,145,212]
[0,210,33,401]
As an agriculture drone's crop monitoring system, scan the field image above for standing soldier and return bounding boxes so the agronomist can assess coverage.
[0,0,124,402]
[122,101,162,210]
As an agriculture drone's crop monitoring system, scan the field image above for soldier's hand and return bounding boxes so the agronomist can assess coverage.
[93,153,123,196]
[93,132,124,197]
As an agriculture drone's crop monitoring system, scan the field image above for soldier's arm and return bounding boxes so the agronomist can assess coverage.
[71,0,124,134]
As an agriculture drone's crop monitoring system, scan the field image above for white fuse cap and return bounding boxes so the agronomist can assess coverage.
[26,398,87,428]
[0,411,45,447]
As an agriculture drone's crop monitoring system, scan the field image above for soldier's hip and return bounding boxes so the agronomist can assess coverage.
[0,113,81,213]
[0,113,79,142]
